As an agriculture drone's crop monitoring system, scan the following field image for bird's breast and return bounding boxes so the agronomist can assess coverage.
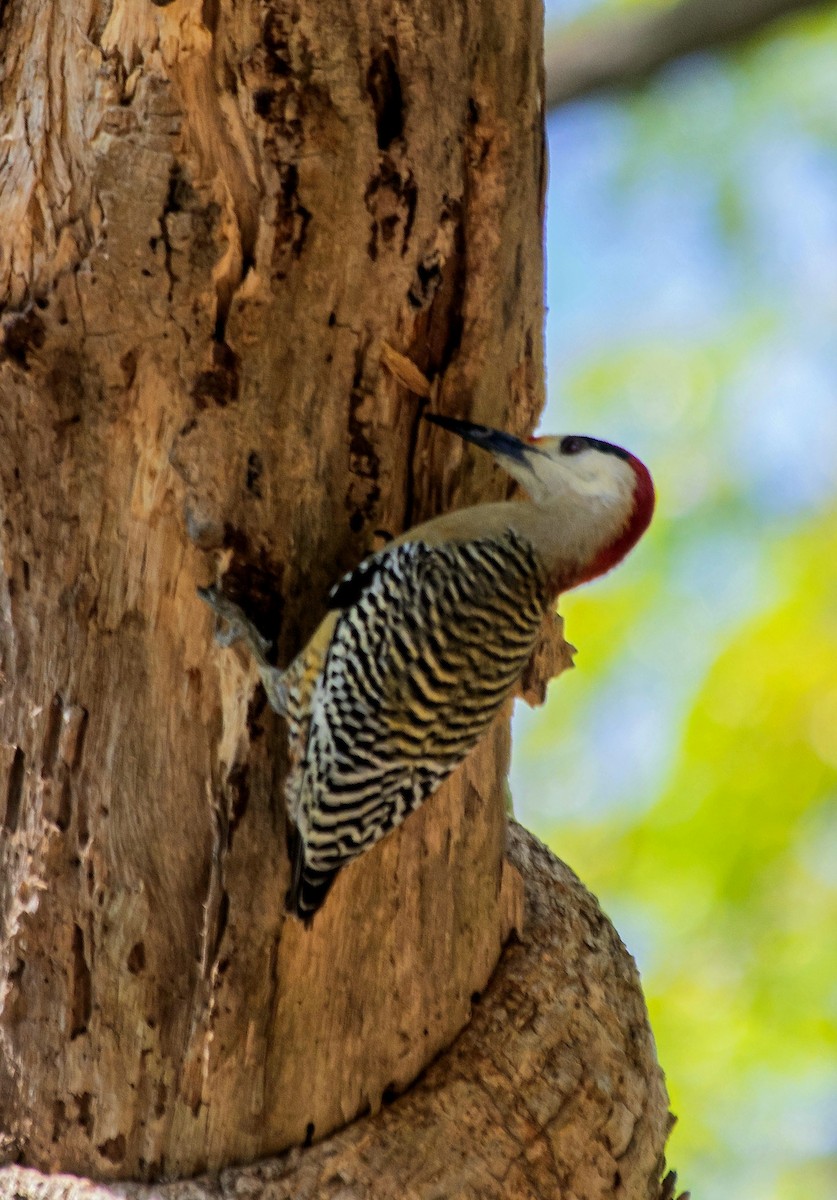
[293,531,550,825]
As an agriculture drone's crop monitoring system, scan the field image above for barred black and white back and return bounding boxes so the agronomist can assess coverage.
[199,416,654,923]
[285,530,550,920]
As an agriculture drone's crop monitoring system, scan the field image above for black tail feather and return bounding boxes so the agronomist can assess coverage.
[285,827,339,925]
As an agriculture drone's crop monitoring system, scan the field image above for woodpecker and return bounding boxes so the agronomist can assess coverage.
[200,414,654,922]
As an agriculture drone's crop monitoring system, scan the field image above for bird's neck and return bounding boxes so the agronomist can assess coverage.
[399,489,646,596]
[510,495,644,595]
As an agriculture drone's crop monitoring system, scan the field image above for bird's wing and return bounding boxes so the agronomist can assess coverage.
[326,541,405,611]
[286,533,549,919]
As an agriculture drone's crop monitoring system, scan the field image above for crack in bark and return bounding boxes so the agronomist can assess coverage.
[3,748,24,833]
[401,390,428,533]
[367,44,405,151]
[69,925,92,1040]
[40,695,63,781]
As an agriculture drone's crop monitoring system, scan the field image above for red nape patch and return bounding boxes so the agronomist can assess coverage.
[580,455,656,584]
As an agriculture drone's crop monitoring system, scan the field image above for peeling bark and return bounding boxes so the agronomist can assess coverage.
[0,0,671,1193]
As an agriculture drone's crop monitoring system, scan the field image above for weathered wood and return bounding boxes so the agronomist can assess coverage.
[0,825,673,1198]
[0,0,561,1181]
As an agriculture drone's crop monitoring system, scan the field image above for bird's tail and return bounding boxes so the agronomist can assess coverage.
[285,827,338,925]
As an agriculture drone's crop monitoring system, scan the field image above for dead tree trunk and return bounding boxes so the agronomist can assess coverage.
[0,0,671,1194]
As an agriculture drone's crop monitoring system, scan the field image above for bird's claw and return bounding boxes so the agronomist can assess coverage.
[197,585,272,658]
[215,624,244,650]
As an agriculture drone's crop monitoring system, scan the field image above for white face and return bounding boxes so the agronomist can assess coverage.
[501,435,637,513]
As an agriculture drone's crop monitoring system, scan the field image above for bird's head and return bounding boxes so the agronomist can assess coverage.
[425,413,655,584]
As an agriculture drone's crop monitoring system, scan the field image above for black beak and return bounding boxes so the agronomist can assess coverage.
[424,412,531,463]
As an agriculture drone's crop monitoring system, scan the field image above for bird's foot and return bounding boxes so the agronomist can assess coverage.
[197,585,272,660]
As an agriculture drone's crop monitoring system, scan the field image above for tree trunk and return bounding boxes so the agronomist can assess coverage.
[0,825,673,1199]
[0,0,671,1194]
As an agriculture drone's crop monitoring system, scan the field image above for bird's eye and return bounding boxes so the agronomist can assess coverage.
[561,436,584,455]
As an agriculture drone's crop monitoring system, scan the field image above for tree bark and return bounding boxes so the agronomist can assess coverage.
[545,0,829,110]
[0,825,673,1199]
[0,0,671,1193]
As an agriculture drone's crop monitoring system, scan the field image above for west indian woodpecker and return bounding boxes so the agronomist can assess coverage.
[200,413,655,922]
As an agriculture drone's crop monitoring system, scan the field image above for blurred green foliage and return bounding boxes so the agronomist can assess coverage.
[533,513,837,1197]
[523,4,837,1198]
